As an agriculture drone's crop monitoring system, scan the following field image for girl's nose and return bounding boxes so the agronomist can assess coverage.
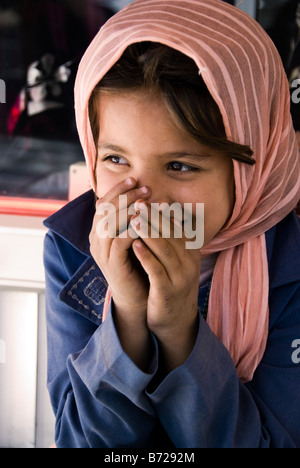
[135,172,171,205]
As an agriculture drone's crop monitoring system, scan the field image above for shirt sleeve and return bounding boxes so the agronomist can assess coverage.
[146,284,300,448]
[44,231,164,448]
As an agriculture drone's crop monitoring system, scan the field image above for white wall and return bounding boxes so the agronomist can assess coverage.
[0,215,55,448]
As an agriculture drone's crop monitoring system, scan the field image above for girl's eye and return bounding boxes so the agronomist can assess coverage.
[104,155,128,165]
[168,161,199,173]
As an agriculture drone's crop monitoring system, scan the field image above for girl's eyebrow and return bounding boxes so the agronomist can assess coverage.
[163,152,211,162]
[98,142,211,161]
[98,142,128,153]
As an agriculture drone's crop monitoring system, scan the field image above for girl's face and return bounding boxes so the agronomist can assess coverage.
[95,90,235,246]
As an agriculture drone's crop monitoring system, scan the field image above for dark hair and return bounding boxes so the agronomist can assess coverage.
[89,42,254,175]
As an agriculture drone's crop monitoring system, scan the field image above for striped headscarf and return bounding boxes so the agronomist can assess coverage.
[74,0,300,382]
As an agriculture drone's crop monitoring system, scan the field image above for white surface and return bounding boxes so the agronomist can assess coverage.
[0,215,46,289]
[68,161,90,200]
[0,214,55,447]
[0,291,38,448]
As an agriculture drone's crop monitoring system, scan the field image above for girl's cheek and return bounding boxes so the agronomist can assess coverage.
[94,169,116,198]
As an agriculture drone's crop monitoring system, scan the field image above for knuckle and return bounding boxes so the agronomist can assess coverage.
[163,246,173,258]
[153,264,165,278]
[187,262,200,280]
[111,237,125,252]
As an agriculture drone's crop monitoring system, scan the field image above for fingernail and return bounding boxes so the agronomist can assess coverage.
[139,186,149,194]
[135,201,147,211]
[134,239,144,249]
[125,177,134,186]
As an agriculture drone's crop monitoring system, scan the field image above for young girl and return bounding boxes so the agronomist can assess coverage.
[44,0,300,448]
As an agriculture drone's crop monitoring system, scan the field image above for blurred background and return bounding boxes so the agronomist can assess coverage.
[0,0,299,448]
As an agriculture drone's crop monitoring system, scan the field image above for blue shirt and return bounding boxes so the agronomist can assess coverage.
[43,189,300,448]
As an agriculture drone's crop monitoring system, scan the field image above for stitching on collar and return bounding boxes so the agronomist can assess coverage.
[67,264,104,321]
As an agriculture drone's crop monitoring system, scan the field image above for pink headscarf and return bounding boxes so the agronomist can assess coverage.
[74,0,300,382]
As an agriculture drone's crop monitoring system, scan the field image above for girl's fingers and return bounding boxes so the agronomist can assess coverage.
[130,213,183,284]
[95,180,151,239]
[96,179,151,217]
[133,200,203,252]
[134,200,183,240]
[110,227,138,267]
[130,201,185,258]
[95,204,134,238]
[130,202,202,286]
[132,239,169,288]
[97,177,136,202]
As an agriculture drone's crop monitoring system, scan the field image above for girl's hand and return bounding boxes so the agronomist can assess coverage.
[130,201,202,374]
[89,178,152,369]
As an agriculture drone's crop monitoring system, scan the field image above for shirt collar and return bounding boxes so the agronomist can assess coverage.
[43,189,95,256]
[44,190,107,326]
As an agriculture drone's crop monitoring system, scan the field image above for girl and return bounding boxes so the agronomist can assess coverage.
[44,0,300,448]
